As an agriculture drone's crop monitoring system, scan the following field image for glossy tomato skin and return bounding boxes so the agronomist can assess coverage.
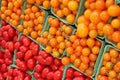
[6,41,14,52]
[16,51,24,59]
[54,70,62,80]
[47,71,54,80]
[74,71,84,77]
[8,28,15,37]
[39,51,49,58]
[24,50,33,61]
[14,42,22,50]
[35,64,44,73]
[37,56,46,65]
[34,72,41,79]
[46,56,53,65]
[85,78,92,80]
[0,40,6,48]
[19,46,28,53]
[66,68,74,78]
[54,59,61,66]
[73,76,85,80]
[27,58,35,70]
[3,31,11,41]
[32,44,39,56]
[41,67,50,78]
[23,37,31,47]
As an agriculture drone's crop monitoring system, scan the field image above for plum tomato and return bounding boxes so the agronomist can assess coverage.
[46,56,53,65]
[47,71,54,80]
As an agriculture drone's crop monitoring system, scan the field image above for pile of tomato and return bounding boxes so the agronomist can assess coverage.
[0,0,120,80]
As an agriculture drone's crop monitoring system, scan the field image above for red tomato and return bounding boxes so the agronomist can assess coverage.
[54,70,62,80]
[8,69,14,76]
[19,46,28,53]
[74,71,84,77]
[14,42,22,50]
[37,56,46,65]
[34,72,41,79]
[22,37,31,47]
[16,51,24,59]
[46,56,53,65]
[3,31,11,41]
[8,28,15,37]
[66,68,74,78]
[73,77,85,80]
[35,64,44,73]
[4,49,12,59]
[39,50,49,58]
[24,50,33,61]
[47,71,54,80]
[27,58,36,70]
[41,67,50,78]
[6,41,14,52]
[1,64,7,72]
[54,59,61,66]
[0,40,6,48]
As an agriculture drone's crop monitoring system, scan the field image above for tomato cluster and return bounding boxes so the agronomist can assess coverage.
[34,51,64,80]
[17,4,45,39]
[7,68,32,80]
[38,17,73,58]
[65,68,92,80]
[76,0,120,39]
[97,47,120,80]
[0,0,23,26]
[61,36,102,76]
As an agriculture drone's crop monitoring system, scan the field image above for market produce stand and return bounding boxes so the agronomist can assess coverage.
[0,0,120,80]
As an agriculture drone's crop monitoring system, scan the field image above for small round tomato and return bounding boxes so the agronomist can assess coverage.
[35,64,44,73]
[19,46,28,53]
[8,28,15,37]
[47,71,54,80]
[14,42,22,50]
[46,56,53,65]
[16,51,24,59]
[41,67,50,78]
[34,72,41,79]
[39,50,49,58]
[24,50,33,61]
[54,70,62,80]
[73,76,85,80]
[27,58,36,70]
[66,68,74,78]
[22,37,31,47]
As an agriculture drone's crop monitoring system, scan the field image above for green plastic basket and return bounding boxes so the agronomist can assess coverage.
[95,44,120,80]
[65,37,105,78]
[50,0,86,25]
[115,0,120,4]
[40,15,76,59]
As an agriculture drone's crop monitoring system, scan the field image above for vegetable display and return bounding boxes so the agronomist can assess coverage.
[0,0,120,80]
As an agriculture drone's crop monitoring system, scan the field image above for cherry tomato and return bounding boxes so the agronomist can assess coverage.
[14,42,22,50]
[54,70,62,80]
[41,67,50,78]
[27,58,36,70]
[66,68,74,78]
[46,56,53,65]
[47,71,54,80]
[39,50,49,58]
[35,64,44,73]
[22,37,31,47]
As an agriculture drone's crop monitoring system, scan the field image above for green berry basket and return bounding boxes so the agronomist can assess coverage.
[50,0,86,25]
[95,44,120,80]
[40,15,76,59]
